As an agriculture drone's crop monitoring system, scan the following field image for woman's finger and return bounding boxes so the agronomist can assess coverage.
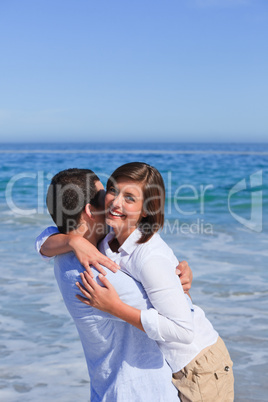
[76,281,92,300]
[83,263,94,277]
[100,256,120,272]
[77,274,95,294]
[93,262,107,276]
[76,279,92,294]
[76,294,91,306]
[80,272,97,290]
[98,273,113,290]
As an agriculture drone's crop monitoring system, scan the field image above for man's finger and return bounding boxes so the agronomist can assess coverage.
[182,284,191,292]
[179,262,190,276]
[179,273,188,284]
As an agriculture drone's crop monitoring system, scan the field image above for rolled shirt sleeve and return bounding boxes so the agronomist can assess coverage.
[35,226,59,260]
[139,255,194,344]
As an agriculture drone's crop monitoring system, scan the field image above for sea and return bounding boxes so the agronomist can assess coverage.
[0,142,267,401]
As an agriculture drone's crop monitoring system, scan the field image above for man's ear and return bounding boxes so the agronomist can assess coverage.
[84,203,93,219]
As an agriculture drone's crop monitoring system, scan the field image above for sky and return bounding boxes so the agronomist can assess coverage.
[0,0,267,143]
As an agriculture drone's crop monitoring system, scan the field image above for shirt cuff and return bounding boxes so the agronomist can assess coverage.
[140,308,165,342]
[185,294,195,313]
[35,226,59,260]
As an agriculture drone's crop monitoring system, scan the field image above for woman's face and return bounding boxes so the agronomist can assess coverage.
[105,177,145,244]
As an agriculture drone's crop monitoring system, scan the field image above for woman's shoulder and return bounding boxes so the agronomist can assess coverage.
[135,232,178,264]
[141,232,172,249]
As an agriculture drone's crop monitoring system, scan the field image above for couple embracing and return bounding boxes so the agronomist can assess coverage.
[36,162,234,401]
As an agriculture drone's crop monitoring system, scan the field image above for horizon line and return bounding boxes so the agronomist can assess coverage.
[1,149,268,155]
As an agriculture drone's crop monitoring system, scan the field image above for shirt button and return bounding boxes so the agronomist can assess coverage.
[224,366,230,372]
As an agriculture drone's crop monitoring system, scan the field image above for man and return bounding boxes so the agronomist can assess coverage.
[36,168,192,401]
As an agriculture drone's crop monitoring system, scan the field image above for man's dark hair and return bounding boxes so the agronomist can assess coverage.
[46,168,101,234]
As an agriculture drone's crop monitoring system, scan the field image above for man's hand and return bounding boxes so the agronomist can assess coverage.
[176,260,193,293]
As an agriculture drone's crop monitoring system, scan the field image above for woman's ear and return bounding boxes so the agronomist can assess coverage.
[141,210,147,218]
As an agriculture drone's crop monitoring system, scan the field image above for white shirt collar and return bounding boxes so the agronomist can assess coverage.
[103,228,142,256]
[118,228,142,254]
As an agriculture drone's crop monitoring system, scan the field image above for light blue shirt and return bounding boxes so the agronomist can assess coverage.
[37,229,178,401]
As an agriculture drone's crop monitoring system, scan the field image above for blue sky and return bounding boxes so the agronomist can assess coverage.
[0,0,267,143]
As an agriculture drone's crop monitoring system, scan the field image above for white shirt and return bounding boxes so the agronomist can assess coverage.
[36,228,178,401]
[101,229,218,372]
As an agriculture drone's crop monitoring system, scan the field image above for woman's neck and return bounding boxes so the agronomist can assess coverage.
[111,226,136,252]
[109,237,120,252]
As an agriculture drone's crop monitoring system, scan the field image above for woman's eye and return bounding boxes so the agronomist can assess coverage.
[108,187,116,194]
[125,195,135,202]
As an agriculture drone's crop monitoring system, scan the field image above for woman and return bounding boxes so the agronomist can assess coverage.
[76,162,194,343]
[76,162,234,402]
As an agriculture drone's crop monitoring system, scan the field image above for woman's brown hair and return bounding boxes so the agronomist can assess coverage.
[107,162,165,244]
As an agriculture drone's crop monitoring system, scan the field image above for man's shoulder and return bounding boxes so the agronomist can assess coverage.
[54,254,115,322]
[54,252,85,283]
[55,252,144,296]
[55,251,83,269]
[56,251,78,263]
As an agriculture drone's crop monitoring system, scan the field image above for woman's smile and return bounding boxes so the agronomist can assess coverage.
[108,208,126,219]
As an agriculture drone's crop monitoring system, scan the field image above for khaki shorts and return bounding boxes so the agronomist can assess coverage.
[172,337,234,402]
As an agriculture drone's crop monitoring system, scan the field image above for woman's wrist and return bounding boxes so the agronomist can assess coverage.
[110,301,144,331]
[108,298,125,316]
[68,234,81,251]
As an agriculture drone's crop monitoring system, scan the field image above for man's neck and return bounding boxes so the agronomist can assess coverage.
[70,223,99,248]
[84,232,98,248]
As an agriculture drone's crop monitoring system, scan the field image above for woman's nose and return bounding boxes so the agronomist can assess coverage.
[111,192,123,208]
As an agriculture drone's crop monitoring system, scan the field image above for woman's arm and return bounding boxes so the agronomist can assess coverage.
[44,234,120,275]
[76,256,194,344]
[76,272,144,331]
[40,232,72,256]
[138,255,194,343]
[35,227,120,276]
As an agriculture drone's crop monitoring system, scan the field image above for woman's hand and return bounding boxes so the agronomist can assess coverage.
[176,260,193,293]
[76,271,122,314]
[68,235,120,277]
[76,272,144,331]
